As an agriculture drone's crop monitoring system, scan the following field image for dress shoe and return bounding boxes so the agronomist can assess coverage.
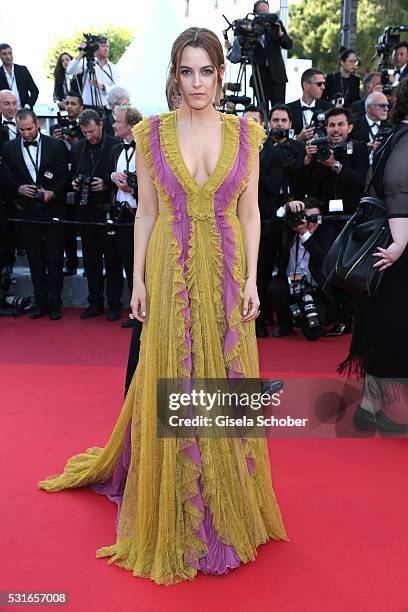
[107,307,122,321]
[255,318,268,338]
[353,405,377,431]
[324,322,351,337]
[49,309,62,320]
[272,325,292,338]
[121,317,135,328]
[354,405,408,434]
[80,305,104,319]
[30,308,47,319]
[63,268,77,277]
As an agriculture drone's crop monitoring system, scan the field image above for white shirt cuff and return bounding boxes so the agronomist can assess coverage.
[276,206,286,218]
[299,231,312,243]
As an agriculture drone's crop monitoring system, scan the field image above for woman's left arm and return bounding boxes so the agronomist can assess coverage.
[237,153,261,322]
[373,218,408,271]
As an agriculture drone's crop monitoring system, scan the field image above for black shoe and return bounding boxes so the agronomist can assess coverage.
[377,410,408,434]
[121,317,135,328]
[63,268,77,277]
[353,405,377,431]
[261,379,284,394]
[255,318,268,338]
[80,305,104,319]
[272,325,292,338]
[30,308,48,319]
[107,307,122,321]
[324,323,351,337]
[49,309,62,320]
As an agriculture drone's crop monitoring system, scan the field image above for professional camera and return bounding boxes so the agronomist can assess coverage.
[375,25,408,71]
[223,12,280,55]
[56,112,82,139]
[380,69,396,94]
[75,174,93,206]
[288,275,320,329]
[308,136,354,162]
[276,140,298,165]
[0,267,33,317]
[308,112,326,136]
[125,170,137,194]
[78,33,100,59]
[33,189,45,202]
[286,211,322,229]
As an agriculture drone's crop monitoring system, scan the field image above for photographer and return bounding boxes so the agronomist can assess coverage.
[303,107,369,217]
[266,198,337,340]
[351,72,382,122]
[51,92,84,149]
[256,103,305,337]
[287,68,332,140]
[71,109,123,320]
[323,49,361,108]
[2,109,69,320]
[392,41,408,83]
[351,91,390,160]
[66,35,119,109]
[104,86,130,137]
[105,105,142,328]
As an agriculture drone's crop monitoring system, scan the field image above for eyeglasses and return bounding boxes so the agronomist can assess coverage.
[308,81,326,87]
[370,103,389,109]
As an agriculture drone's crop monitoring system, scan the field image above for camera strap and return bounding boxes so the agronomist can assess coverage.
[96,61,114,83]
[124,145,135,171]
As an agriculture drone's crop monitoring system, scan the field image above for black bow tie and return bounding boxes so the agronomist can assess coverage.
[123,141,135,150]
[23,140,38,148]
[3,120,16,126]
[301,106,314,112]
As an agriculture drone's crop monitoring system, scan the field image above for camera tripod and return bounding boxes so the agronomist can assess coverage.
[83,55,104,111]
[233,51,269,128]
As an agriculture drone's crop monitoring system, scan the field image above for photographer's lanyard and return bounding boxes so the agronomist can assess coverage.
[124,145,135,172]
[96,61,114,83]
[86,135,105,176]
[24,140,41,185]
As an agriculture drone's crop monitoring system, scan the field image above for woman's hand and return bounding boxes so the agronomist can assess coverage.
[373,242,405,271]
[130,279,147,323]
[242,279,260,322]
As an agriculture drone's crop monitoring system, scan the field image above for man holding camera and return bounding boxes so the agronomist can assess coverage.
[266,198,337,340]
[256,103,305,337]
[71,109,123,320]
[303,107,369,217]
[351,91,390,158]
[105,105,142,328]
[287,68,332,140]
[2,109,69,319]
[392,41,408,84]
[66,36,119,109]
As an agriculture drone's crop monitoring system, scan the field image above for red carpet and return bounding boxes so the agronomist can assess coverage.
[1,310,408,611]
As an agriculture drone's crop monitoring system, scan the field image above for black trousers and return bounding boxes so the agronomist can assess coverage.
[64,205,79,270]
[257,219,283,321]
[115,209,134,296]
[266,276,328,341]
[80,224,124,308]
[20,222,65,310]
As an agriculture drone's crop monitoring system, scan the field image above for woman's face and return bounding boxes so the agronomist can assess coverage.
[61,54,72,71]
[176,45,223,111]
[341,53,358,74]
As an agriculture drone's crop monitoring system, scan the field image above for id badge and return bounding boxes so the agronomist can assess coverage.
[329,199,344,212]
[44,170,54,179]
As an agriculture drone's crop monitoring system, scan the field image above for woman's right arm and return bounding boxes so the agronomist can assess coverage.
[130,149,158,322]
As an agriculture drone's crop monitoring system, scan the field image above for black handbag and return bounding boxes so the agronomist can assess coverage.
[322,196,391,296]
[322,125,408,297]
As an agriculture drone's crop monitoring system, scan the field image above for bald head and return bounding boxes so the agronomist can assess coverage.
[0,89,17,120]
[365,91,389,122]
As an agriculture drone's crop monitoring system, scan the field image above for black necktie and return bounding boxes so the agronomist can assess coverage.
[4,120,16,126]
[123,141,135,150]
[24,140,38,148]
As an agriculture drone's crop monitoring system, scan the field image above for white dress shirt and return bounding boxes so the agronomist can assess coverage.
[394,64,407,83]
[2,64,22,108]
[66,57,119,107]
[21,133,41,183]
[300,98,316,129]
[1,114,17,140]
[114,142,137,208]
[366,115,380,142]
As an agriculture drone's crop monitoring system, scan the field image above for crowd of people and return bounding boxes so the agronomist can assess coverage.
[0,18,407,342]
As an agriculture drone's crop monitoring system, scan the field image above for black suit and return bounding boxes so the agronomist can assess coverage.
[0,64,39,108]
[350,116,387,147]
[267,223,337,339]
[351,97,366,122]
[323,73,360,108]
[287,99,332,136]
[70,134,124,309]
[252,25,293,107]
[2,135,69,310]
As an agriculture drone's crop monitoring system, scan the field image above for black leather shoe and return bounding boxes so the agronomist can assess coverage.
[324,322,351,337]
[353,405,377,431]
[255,318,268,338]
[63,268,77,277]
[49,309,62,320]
[30,308,47,319]
[107,307,122,321]
[80,305,104,319]
[121,318,135,328]
[272,325,292,338]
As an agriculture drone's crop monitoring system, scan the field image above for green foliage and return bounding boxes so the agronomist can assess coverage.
[289,0,408,75]
[45,25,134,80]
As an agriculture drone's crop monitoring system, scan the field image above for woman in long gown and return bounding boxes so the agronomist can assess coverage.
[39,27,287,585]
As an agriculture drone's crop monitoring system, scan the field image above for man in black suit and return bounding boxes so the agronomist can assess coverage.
[351,72,382,122]
[71,109,123,320]
[0,44,39,109]
[0,90,19,271]
[392,42,408,84]
[351,91,389,156]
[251,1,293,108]
[287,68,332,140]
[266,198,337,340]
[2,109,69,319]
[256,103,305,337]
